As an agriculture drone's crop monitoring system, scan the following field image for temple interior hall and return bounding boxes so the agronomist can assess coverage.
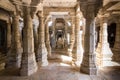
[0,0,120,80]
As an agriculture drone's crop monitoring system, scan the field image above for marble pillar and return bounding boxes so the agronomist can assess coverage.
[6,22,11,49]
[68,22,75,57]
[80,6,97,75]
[33,25,38,54]
[64,21,68,48]
[36,11,48,66]
[6,15,22,69]
[112,21,120,62]
[20,6,38,76]
[96,17,113,67]
[45,21,51,57]
[75,11,83,66]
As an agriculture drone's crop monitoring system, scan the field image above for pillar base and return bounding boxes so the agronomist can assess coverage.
[20,52,38,76]
[75,47,83,66]
[5,48,23,69]
[96,42,113,67]
[112,42,120,62]
[80,63,97,75]
[112,48,120,62]
[80,51,97,75]
[36,44,48,66]
[46,42,52,58]
[67,49,72,57]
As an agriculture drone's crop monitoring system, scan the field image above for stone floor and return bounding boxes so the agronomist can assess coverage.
[99,66,120,80]
[0,49,120,80]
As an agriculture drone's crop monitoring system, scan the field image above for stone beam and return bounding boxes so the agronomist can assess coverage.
[43,7,75,17]
[101,1,119,14]
[103,0,119,6]
[0,0,15,12]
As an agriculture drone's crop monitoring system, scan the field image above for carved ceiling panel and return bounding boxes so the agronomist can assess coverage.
[43,0,77,7]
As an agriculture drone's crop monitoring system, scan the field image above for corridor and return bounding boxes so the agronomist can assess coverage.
[0,49,120,80]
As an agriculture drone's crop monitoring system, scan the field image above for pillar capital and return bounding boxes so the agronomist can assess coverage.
[37,10,43,18]
[100,16,108,24]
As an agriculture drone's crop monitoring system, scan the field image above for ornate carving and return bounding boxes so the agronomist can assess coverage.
[20,6,38,76]
[36,11,48,66]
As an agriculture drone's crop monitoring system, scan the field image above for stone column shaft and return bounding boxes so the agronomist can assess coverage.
[64,21,68,48]
[75,12,83,65]
[96,17,113,67]
[36,11,48,66]
[33,26,38,54]
[68,20,75,56]
[6,22,11,49]
[45,22,51,57]
[6,14,22,69]
[80,5,97,75]
[20,6,38,76]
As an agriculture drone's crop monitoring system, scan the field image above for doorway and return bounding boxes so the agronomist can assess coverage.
[108,23,116,48]
[0,20,7,53]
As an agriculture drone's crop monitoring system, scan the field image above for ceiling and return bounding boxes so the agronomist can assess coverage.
[107,2,120,11]
[106,2,120,15]
[43,0,77,7]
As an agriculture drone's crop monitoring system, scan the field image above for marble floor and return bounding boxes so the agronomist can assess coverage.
[0,49,120,80]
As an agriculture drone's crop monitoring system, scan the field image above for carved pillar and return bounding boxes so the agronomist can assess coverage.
[51,19,56,49]
[64,21,68,48]
[80,4,97,75]
[20,6,38,76]
[68,18,75,56]
[33,24,38,54]
[96,17,113,67]
[6,14,22,69]
[74,9,83,66]
[112,20,120,62]
[6,21,11,49]
[36,11,48,66]
[45,20,51,57]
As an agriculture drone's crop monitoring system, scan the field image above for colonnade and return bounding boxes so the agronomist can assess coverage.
[4,2,120,76]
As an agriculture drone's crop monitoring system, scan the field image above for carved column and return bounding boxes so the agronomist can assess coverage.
[20,6,38,76]
[36,11,48,66]
[112,20,120,62]
[80,4,97,75]
[96,17,113,67]
[33,24,38,54]
[6,14,22,69]
[68,18,75,56]
[74,8,83,66]
[6,21,11,49]
[64,21,68,48]
[45,20,51,57]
